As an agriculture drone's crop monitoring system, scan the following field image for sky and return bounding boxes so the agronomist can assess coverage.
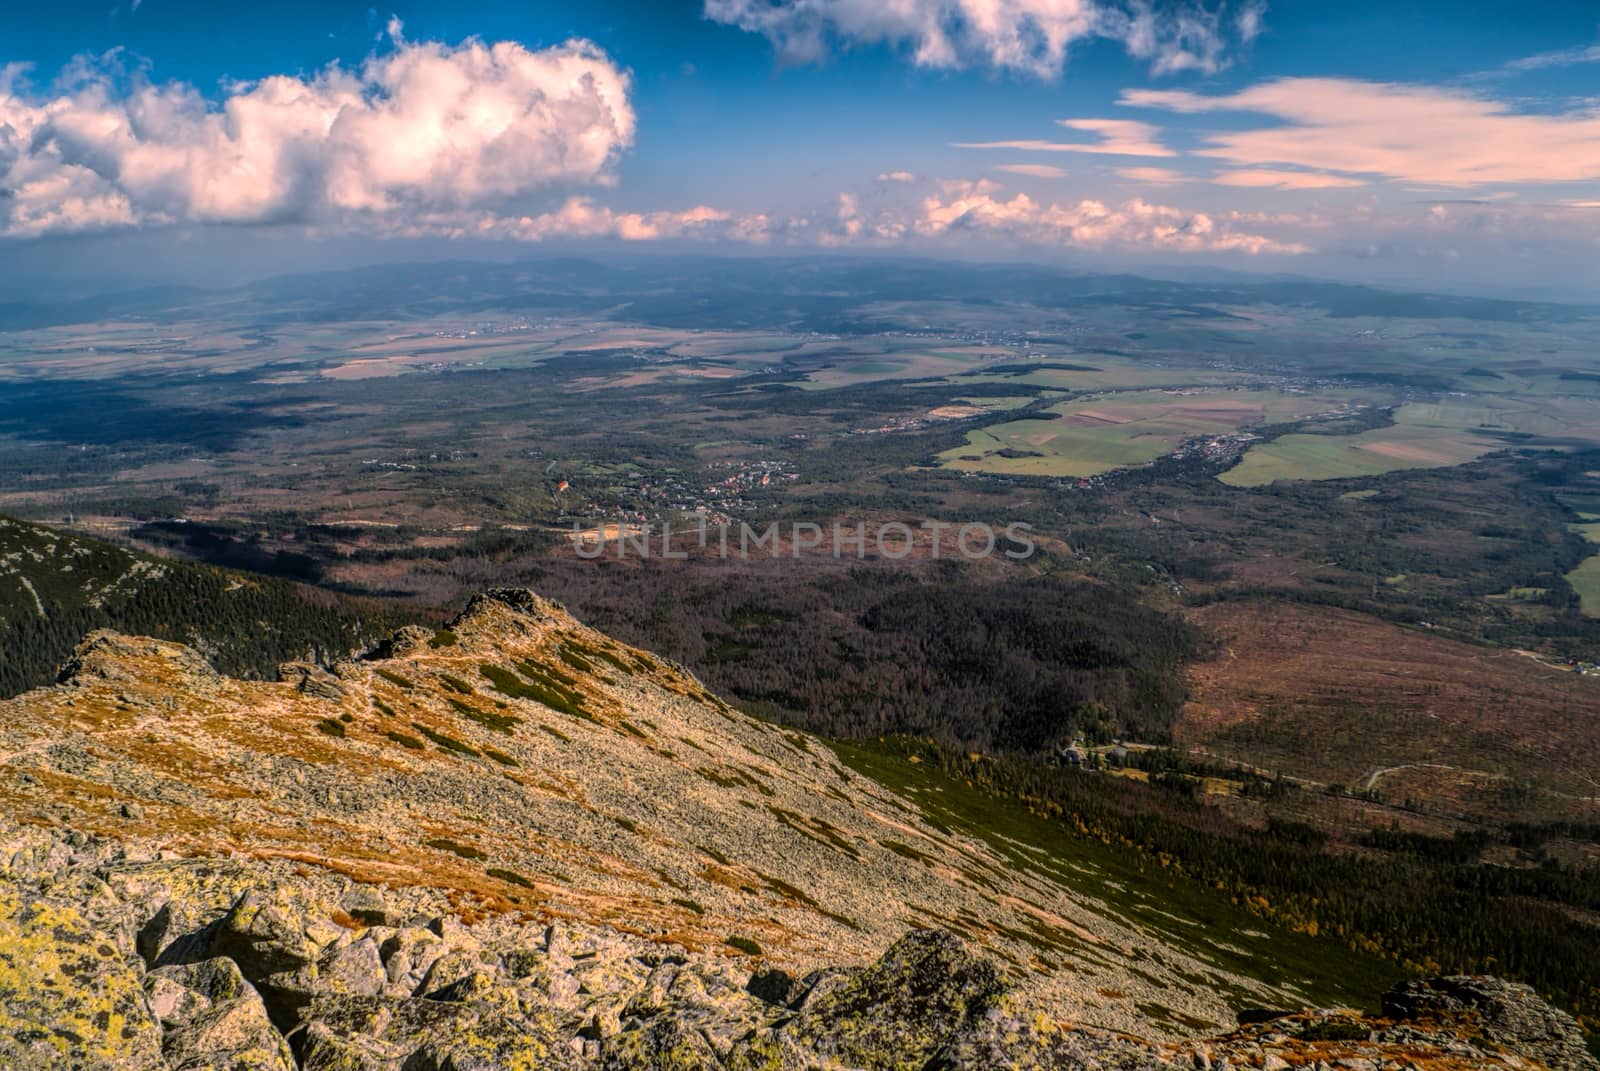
[1,0,1599,298]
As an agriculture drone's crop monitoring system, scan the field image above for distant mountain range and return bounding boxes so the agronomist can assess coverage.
[1,255,1594,333]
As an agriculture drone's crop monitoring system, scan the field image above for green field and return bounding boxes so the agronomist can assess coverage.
[1220,398,1558,486]
[1567,555,1600,616]
[1222,398,1510,486]
[939,388,1351,478]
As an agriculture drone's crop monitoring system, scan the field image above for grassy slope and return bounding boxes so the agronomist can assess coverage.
[831,739,1398,1017]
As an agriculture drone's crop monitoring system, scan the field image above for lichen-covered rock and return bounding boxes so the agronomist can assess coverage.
[99,856,255,967]
[299,992,580,1071]
[208,889,324,1031]
[319,934,387,998]
[0,874,165,1071]
[600,1016,725,1070]
[149,958,296,1071]
[755,929,1009,1071]
[929,1000,1179,1070]
[1382,975,1600,1071]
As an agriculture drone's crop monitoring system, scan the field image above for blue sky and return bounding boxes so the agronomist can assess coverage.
[2,1,1599,295]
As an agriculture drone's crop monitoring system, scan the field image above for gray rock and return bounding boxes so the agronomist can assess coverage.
[299,992,579,1071]
[930,1003,1180,1070]
[149,958,295,1071]
[747,967,796,1006]
[751,929,1009,1071]
[0,877,165,1071]
[319,935,387,998]
[208,889,323,1032]
[1382,975,1599,1071]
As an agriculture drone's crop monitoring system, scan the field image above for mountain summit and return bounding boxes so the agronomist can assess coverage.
[0,589,1592,1069]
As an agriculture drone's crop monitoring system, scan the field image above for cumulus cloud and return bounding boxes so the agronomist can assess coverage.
[956,118,1173,157]
[0,32,635,236]
[490,197,772,243]
[703,0,1263,80]
[817,178,1306,254]
[876,170,919,182]
[1121,77,1600,187]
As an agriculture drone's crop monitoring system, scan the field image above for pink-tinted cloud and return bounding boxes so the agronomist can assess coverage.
[956,118,1173,157]
[489,198,771,242]
[993,163,1069,178]
[1212,169,1368,189]
[1122,78,1600,187]
[1116,166,1192,184]
[817,179,1308,254]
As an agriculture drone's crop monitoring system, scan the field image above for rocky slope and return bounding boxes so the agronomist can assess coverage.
[3,822,1595,1071]
[0,588,1594,1069]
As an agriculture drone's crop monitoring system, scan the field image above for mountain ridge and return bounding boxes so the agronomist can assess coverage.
[0,588,1595,1069]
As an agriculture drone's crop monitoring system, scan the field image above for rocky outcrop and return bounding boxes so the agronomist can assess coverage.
[0,865,166,1071]
[145,957,296,1071]
[1,822,1593,1071]
[1384,976,1599,1071]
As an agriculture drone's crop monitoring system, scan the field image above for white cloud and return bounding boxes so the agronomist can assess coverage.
[1234,0,1265,43]
[877,170,919,182]
[0,33,635,237]
[491,197,772,243]
[915,184,1308,253]
[815,179,1306,254]
[1212,168,1367,189]
[703,0,1263,80]
[993,163,1068,178]
[956,118,1173,157]
[1056,118,1173,156]
[1484,42,1600,78]
[1122,77,1600,187]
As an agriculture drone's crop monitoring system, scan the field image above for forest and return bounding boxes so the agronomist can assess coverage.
[0,517,419,697]
[870,738,1600,1040]
[530,559,1199,751]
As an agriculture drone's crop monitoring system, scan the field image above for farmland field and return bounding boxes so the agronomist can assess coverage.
[1220,395,1600,486]
[938,387,1355,476]
[1568,555,1600,616]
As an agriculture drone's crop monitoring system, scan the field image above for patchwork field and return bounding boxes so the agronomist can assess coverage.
[1221,395,1600,486]
[938,388,1353,477]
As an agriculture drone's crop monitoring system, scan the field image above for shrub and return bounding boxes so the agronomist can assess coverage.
[726,936,762,956]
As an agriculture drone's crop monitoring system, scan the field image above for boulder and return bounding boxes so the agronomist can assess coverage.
[147,958,296,1071]
[208,889,324,1032]
[742,929,1009,1071]
[1383,975,1599,1071]
[928,1000,1179,1070]
[0,876,165,1071]
[299,992,579,1071]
